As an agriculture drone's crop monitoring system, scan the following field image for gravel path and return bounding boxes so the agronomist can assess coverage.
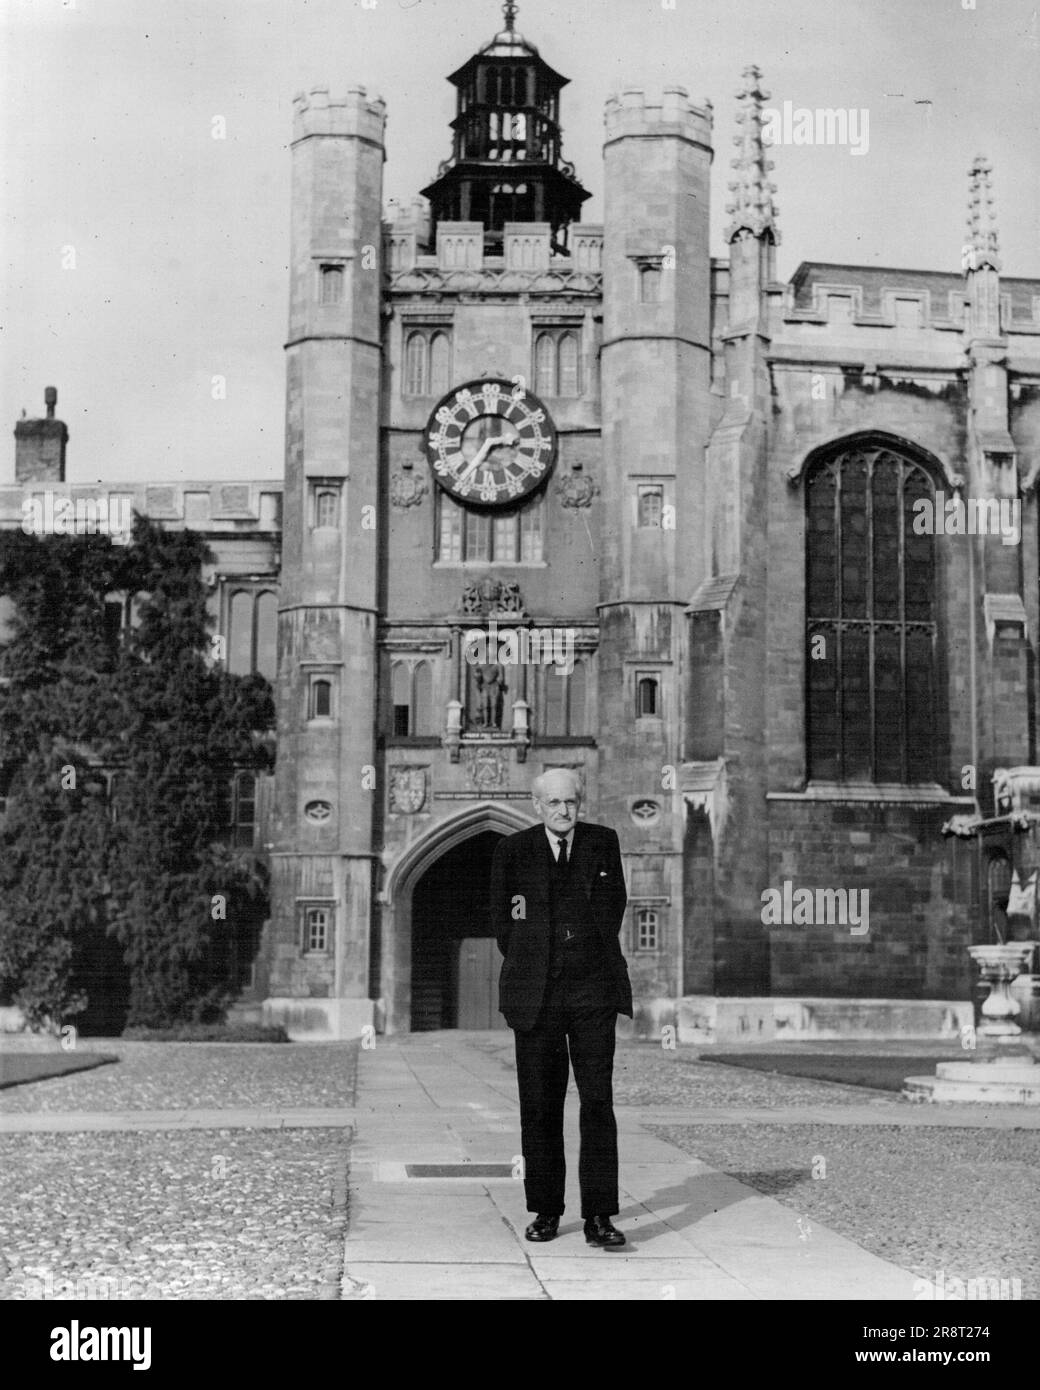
[0,1041,359,1113]
[0,1127,349,1300]
[650,1122,1040,1298]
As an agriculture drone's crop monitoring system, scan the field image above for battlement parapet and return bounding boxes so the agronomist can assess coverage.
[604,84,713,148]
[292,84,387,144]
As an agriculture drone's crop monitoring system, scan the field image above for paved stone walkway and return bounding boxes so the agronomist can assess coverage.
[338,1034,928,1300]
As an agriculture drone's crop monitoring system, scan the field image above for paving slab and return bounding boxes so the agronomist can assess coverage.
[343,1189,527,1264]
[486,1186,728,1260]
[684,1197,921,1299]
[538,1278,758,1301]
[342,1261,546,1300]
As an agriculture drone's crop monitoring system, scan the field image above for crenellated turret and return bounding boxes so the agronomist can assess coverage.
[265,82,387,1040]
[597,82,715,1010]
[600,82,714,604]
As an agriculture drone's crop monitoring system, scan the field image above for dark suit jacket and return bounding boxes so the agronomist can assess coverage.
[489,821,633,1032]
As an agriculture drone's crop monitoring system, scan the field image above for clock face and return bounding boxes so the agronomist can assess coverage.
[424,379,557,507]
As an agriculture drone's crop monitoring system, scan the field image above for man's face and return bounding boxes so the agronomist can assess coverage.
[534,775,581,835]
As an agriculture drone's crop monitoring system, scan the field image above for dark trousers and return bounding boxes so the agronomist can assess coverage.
[513,973,619,1218]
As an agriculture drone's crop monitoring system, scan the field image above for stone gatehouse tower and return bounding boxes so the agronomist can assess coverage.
[255,6,1040,1037]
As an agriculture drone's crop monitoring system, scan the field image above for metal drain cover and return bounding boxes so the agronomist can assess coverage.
[405,1163,515,1179]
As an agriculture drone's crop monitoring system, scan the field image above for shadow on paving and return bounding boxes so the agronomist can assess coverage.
[616,1168,808,1246]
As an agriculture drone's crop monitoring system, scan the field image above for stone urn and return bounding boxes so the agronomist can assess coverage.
[903,942,1040,1101]
[968,942,1037,1042]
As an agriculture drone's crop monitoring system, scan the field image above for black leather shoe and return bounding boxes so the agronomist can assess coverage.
[524,1214,560,1242]
[584,1215,625,1247]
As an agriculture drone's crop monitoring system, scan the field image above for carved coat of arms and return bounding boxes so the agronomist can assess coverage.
[463,747,507,794]
[389,468,429,509]
[389,766,428,813]
[460,577,524,616]
[556,472,598,509]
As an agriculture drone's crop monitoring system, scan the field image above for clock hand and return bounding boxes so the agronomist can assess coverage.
[477,434,516,463]
[456,434,505,486]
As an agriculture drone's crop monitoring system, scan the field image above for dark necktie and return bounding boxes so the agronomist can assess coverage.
[553,835,572,941]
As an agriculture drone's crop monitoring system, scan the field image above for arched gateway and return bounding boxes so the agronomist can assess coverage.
[379,803,537,1034]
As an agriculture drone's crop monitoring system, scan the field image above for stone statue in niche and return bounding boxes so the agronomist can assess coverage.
[474,663,506,730]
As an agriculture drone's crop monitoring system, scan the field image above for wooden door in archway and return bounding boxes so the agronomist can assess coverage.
[455,937,508,1030]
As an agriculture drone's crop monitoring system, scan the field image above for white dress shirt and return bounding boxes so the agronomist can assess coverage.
[545,826,574,861]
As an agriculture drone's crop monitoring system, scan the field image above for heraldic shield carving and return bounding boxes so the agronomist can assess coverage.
[389,765,428,813]
[462,746,508,794]
[389,468,429,509]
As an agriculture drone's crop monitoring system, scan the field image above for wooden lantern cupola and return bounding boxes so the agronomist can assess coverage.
[421,1,590,254]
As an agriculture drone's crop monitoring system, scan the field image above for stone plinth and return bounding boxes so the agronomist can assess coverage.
[262,996,375,1041]
[904,1056,1040,1104]
[677,996,972,1045]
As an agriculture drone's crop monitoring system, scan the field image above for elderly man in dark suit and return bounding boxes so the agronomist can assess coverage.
[489,768,632,1247]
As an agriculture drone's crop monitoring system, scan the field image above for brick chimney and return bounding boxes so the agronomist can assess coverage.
[15,386,67,483]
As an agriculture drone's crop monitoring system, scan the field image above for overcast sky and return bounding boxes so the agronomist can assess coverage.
[3,0,1038,484]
